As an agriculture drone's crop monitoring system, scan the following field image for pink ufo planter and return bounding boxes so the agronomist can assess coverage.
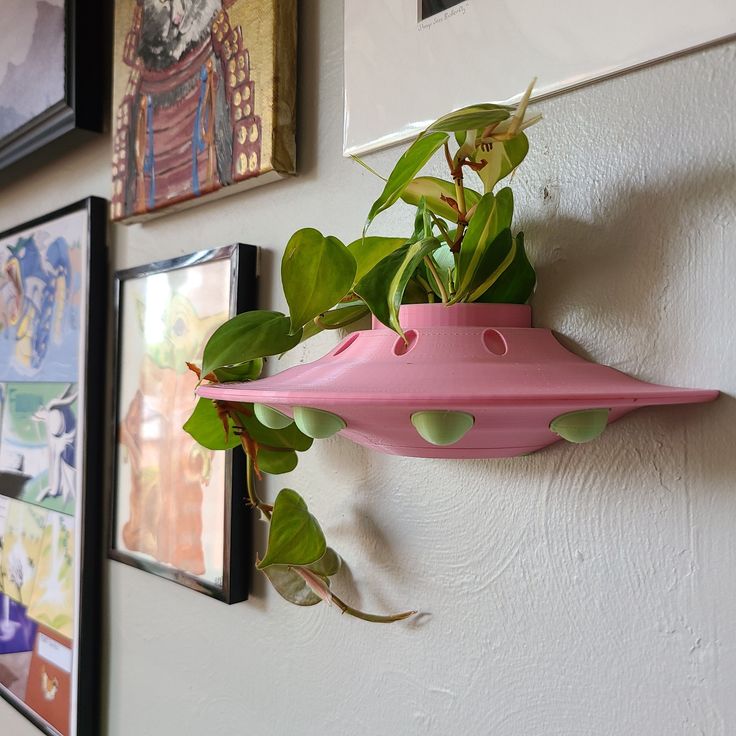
[197,303,718,459]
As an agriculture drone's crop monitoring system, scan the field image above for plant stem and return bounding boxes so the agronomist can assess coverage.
[429,212,452,246]
[415,274,435,302]
[445,141,468,254]
[423,256,448,304]
[350,155,387,181]
[330,591,416,624]
[246,455,271,520]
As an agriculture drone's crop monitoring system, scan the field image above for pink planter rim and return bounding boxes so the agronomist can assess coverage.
[371,302,531,330]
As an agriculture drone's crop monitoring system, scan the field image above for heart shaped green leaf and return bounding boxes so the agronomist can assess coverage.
[473,232,536,303]
[182,398,241,450]
[354,236,441,337]
[464,228,514,301]
[347,236,407,285]
[257,448,299,475]
[258,489,326,568]
[365,131,448,233]
[282,228,357,334]
[306,546,342,577]
[202,311,301,377]
[401,176,481,223]
[453,187,514,301]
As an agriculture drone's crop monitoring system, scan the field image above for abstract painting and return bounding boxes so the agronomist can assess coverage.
[0,199,106,736]
[0,1,104,170]
[111,0,296,222]
[111,245,256,602]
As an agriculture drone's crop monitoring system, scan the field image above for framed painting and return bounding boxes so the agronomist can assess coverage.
[343,0,736,155]
[111,0,297,223]
[0,198,107,736]
[0,0,104,170]
[110,245,257,603]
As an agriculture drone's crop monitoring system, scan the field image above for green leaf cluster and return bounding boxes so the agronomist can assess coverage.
[259,489,342,606]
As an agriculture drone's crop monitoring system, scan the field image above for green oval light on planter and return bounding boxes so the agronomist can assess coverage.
[411,410,474,446]
[550,408,610,443]
[254,403,294,430]
[293,407,346,439]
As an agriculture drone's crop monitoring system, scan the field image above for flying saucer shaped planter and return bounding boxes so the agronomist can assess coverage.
[197,304,718,459]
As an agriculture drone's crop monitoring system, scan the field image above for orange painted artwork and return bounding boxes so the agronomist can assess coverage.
[115,259,230,586]
[111,0,296,223]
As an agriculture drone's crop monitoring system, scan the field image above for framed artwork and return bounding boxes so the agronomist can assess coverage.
[111,0,297,223]
[0,198,107,736]
[343,0,736,155]
[0,0,104,170]
[110,245,257,603]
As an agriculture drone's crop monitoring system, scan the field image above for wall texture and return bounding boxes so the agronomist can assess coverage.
[1,3,735,735]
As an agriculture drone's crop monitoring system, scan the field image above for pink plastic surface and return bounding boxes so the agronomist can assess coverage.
[197,304,719,458]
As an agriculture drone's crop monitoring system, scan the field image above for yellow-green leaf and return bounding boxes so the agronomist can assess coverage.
[282,228,356,334]
[425,103,512,134]
[453,188,514,301]
[401,177,481,223]
[472,133,529,193]
[258,489,326,568]
[347,236,407,284]
[365,132,448,233]
[354,237,441,337]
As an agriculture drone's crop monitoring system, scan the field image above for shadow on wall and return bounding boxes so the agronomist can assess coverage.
[524,163,736,334]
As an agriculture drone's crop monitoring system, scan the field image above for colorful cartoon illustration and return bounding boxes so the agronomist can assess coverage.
[0,500,48,605]
[41,667,59,701]
[27,513,75,639]
[0,235,72,374]
[112,0,263,219]
[0,383,77,516]
[32,387,77,507]
[25,627,72,736]
[117,277,226,579]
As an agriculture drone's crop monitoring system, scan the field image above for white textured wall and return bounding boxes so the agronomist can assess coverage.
[2,3,735,735]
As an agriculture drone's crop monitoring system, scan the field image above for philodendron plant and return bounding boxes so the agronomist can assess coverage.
[184,82,540,622]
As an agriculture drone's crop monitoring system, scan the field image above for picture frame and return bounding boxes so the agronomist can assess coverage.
[110,244,257,603]
[0,198,107,736]
[343,0,736,156]
[0,0,105,171]
[111,0,297,223]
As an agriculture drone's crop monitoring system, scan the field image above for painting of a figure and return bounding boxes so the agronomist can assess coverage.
[114,257,232,586]
[0,209,84,383]
[112,0,296,222]
[0,1,65,142]
[111,245,254,603]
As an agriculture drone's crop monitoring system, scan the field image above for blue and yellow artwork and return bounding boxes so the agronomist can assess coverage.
[0,210,85,382]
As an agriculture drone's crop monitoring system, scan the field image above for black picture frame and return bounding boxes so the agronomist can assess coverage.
[110,244,257,604]
[0,197,107,736]
[0,0,105,171]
